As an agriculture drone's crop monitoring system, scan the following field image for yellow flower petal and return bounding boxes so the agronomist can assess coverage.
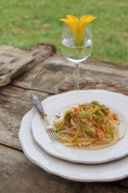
[67,15,79,22]
[60,15,78,31]
[60,14,96,46]
[79,15,96,31]
[80,15,96,21]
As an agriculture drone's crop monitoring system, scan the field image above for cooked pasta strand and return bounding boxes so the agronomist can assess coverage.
[54,101,121,150]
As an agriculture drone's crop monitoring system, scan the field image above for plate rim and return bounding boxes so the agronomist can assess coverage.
[19,103,128,182]
[31,89,128,164]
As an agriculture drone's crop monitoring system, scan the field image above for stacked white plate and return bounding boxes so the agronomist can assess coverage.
[19,90,128,182]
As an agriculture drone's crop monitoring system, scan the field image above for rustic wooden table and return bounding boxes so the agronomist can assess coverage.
[0,44,128,193]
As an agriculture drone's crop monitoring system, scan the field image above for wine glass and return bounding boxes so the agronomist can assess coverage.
[61,24,93,89]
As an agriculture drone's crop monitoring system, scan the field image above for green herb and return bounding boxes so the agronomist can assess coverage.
[85,114,91,118]
[81,127,92,134]
[96,110,104,121]
[101,105,110,114]
[109,127,116,133]
[78,113,84,118]
[91,101,100,106]
[64,111,70,118]
[81,127,96,137]
[105,121,109,133]
[93,114,103,121]
[55,127,61,133]
[56,115,61,119]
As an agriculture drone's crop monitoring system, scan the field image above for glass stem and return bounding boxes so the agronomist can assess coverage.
[75,63,80,90]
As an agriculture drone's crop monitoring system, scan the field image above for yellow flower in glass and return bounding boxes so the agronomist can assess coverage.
[60,15,96,46]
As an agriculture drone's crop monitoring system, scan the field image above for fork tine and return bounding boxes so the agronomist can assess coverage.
[51,130,59,140]
[49,131,56,141]
[48,128,57,137]
[50,129,59,141]
[46,129,50,138]
[48,129,57,141]
[46,128,59,141]
[47,129,55,141]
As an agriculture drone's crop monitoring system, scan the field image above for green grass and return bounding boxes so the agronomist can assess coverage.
[0,0,128,65]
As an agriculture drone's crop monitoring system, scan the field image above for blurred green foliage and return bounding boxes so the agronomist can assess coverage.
[0,0,128,64]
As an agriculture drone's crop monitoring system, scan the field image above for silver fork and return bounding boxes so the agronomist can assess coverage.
[30,94,59,142]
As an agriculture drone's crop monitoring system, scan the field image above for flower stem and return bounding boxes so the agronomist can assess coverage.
[75,63,80,90]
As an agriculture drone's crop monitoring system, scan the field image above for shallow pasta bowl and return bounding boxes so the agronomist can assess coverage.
[32,90,128,164]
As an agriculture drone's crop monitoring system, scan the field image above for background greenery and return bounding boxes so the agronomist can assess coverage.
[0,0,128,65]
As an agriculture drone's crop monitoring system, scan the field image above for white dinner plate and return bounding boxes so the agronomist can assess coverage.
[32,90,128,164]
[19,102,128,182]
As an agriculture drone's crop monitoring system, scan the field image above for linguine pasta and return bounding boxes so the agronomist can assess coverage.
[54,101,121,150]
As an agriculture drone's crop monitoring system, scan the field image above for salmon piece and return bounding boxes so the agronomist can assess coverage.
[96,128,105,140]
[112,113,118,120]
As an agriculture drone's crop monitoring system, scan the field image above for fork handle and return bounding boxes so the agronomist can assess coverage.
[30,94,46,118]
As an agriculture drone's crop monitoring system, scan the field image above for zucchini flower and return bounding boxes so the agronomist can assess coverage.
[60,15,96,46]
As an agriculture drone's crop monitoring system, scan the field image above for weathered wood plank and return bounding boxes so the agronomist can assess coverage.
[80,182,128,193]
[0,145,80,193]
[11,54,128,95]
[1,52,128,150]
[0,45,34,87]
[0,144,128,193]
[0,44,128,189]
[0,44,56,87]
[0,85,48,150]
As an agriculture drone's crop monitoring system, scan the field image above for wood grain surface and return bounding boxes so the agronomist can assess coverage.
[0,44,56,87]
[0,44,128,193]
